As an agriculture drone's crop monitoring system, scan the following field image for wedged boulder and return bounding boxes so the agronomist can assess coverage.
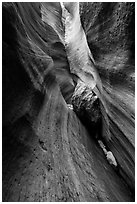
[72,80,101,127]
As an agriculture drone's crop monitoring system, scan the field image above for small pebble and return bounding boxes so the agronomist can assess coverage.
[98,140,117,167]
[67,104,73,110]
[106,151,117,167]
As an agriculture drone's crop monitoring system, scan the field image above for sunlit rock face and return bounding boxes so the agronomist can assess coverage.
[62,2,111,145]
[2,2,134,202]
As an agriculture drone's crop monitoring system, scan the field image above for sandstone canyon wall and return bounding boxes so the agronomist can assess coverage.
[2,2,135,202]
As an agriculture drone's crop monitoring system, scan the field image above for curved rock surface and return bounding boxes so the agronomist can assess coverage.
[2,2,134,202]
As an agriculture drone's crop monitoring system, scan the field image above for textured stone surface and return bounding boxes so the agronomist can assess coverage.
[2,2,134,201]
[72,80,101,124]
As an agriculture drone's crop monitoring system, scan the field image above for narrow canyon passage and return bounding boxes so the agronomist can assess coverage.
[2,2,135,202]
[3,84,133,201]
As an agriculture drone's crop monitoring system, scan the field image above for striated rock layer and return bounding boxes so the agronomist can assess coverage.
[2,2,134,201]
[80,2,135,192]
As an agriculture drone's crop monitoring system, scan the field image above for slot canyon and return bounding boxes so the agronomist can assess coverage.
[2,2,135,202]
